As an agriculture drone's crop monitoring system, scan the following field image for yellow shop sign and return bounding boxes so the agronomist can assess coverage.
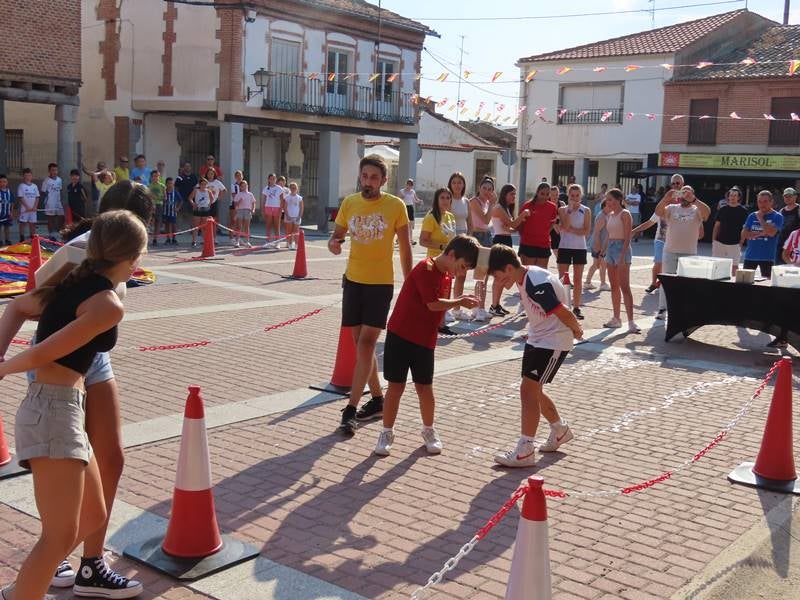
[659,152,800,171]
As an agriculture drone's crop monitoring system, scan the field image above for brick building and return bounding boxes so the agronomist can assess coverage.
[0,0,81,180]
[650,22,800,206]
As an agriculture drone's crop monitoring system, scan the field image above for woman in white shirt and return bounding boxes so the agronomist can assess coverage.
[261,173,283,247]
[447,172,472,322]
[399,178,422,245]
[281,182,304,250]
[233,179,256,247]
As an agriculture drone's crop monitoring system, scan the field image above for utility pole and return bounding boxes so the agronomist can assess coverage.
[649,0,656,29]
[784,0,790,25]
[455,35,465,123]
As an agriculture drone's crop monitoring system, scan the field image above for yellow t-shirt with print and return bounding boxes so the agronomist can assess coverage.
[421,211,456,258]
[335,192,409,285]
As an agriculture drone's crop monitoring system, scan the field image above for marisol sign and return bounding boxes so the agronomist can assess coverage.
[660,153,800,171]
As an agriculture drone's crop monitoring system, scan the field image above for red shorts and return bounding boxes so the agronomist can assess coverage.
[263,206,281,217]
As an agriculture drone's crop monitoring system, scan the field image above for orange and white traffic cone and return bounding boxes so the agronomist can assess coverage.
[729,357,799,494]
[124,386,258,579]
[505,476,552,600]
[310,326,356,396]
[0,414,28,480]
[25,235,42,291]
[290,229,308,279]
[200,219,216,259]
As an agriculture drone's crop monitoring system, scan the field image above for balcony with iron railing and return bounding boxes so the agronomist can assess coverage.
[557,108,623,125]
[261,73,417,126]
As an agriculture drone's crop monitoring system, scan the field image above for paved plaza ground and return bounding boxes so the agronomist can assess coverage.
[0,226,798,600]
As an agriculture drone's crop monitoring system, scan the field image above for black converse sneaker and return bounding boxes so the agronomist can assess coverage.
[338,405,358,436]
[355,396,383,421]
[51,558,77,587]
[73,556,143,599]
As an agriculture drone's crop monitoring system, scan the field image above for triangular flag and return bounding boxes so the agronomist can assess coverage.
[308,72,319,80]
[437,97,448,107]
[792,113,800,122]
[729,112,741,119]
[740,57,757,65]
[525,69,537,82]
[670,115,684,121]
[577,110,588,119]
[626,112,634,120]
[491,71,503,83]
[558,108,567,118]
[478,101,486,111]
[496,103,505,112]
[327,72,336,81]
[457,99,466,108]
[463,70,472,79]
[369,73,380,82]
[696,61,714,69]
[600,111,612,122]
[660,63,674,70]
[698,115,711,120]
[460,107,469,115]
[447,104,456,112]
[593,67,607,73]
[344,73,355,80]
[513,118,519,125]
[534,107,545,117]
[789,60,800,76]
[556,67,571,75]
[387,73,399,82]
[646,113,656,121]
[764,113,776,120]
[436,73,448,82]
[517,105,527,114]
[503,116,511,122]
[624,65,641,72]
[415,73,422,80]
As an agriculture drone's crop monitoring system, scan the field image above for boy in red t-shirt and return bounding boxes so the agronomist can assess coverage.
[374,235,481,456]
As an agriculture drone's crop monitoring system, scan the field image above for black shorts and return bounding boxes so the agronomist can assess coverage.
[518,244,551,259]
[557,248,588,265]
[521,346,569,383]
[193,209,212,218]
[0,218,11,226]
[743,259,774,278]
[341,276,393,329]
[492,234,513,247]
[406,204,414,223]
[383,331,434,385]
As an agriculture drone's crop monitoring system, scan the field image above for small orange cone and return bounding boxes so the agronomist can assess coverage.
[25,236,42,291]
[200,219,216,259]
[310,326,356,395]
[290,229,308,278]
[124,385,258,578]
[0,415,11,467]
[729,358,799,494]
[65,206,74,226]
[505,476,552,600]
[162,385,223,557]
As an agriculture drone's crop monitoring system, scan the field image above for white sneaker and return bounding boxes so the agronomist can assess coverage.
[374,429,394,456]
[655,309,666,320]
[494,439,536,467]
[444,310,456,323]
[234,240,240,248]
[628,321,641,334]
[244,240,252,248]
[584,281,595,290]
[603,317,622,328]
[472,308,490,322]
[538,421,574,452]
[421,427,442,454]
[451,308,470,321]
[599,283,611,291]
[51,559,76,587]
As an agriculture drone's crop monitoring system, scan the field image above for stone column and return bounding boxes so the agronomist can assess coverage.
[574,158,590,194]
[56,104,79,212]
[318,130,340,232]
[398,137,418,186]
[219,121,244,228]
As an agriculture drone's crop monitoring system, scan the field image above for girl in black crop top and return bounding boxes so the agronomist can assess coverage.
[0,210,147,599]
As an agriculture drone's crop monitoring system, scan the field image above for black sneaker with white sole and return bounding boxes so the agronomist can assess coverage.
[355,396,383,421]
[73,557,143,599]
[338,405,358,436]
[51,559,77,588]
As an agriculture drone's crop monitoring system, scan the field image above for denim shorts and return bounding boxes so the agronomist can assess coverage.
[27,335,114,388]
[605,240,632,266]
[14,383,91,468]
[472,230,493,246]
[654,239,665,264]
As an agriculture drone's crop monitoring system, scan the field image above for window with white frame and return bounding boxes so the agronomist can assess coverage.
[558,82,624,124]
[326,49,350,96]
[375,60,397,103]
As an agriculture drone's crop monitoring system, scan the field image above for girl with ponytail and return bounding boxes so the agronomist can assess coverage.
[0,210,148,600]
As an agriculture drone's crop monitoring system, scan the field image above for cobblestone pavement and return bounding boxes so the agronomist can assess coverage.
[1,229,798,599]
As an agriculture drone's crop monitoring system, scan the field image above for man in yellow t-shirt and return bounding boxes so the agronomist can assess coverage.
[114,156,130,182]
[329,154,412,435]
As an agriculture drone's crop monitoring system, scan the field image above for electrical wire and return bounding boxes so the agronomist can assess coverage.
[423,48,522,100]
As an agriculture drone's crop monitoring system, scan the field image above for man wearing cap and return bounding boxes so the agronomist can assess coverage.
[114,156,130,182]
[199,154,223,180]
[777,187,799,265]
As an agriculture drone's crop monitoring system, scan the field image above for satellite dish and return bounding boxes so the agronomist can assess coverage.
[501,148,517,166]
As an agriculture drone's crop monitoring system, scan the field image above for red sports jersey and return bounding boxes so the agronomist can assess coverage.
[387,258,451,349]
[519,200,558,247]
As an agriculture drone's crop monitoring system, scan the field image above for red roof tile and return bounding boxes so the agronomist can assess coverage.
[519,9,746,62]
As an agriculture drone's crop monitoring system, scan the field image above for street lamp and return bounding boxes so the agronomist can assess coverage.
[246,68,269,101]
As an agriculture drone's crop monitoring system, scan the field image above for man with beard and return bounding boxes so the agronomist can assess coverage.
[328,155,412,435]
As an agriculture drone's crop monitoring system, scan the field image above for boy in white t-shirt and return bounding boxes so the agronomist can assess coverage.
[488,244,583,467]
[16,168,39,242]
[282,181,304,250]
[399,178,422,245]
[41,162,64,240]
[232,180,256,247]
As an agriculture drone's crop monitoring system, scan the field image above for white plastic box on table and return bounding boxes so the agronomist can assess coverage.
[677,256,732,281]
[771,265,800,289]
[33,244,84,288]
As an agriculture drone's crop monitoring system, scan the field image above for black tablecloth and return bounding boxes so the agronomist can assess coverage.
[657,274,800,350]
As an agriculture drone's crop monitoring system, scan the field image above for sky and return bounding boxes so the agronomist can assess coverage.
[378,0,798,120]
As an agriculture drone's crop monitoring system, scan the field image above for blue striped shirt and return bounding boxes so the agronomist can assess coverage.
[0,188,14,221]
[163,189,182,217]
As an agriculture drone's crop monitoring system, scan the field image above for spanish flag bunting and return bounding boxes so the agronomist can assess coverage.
[593,67,607,73]
[729,112,741,119]
[558,109,567,118]
[387,73,399,82]
[369,73,380,82]
[740,57,757,65]
[344,73,355,80]
[457,99,466,108]
[436,73,449,82]
[660,63,674,70]
[478,101,486,111]
[626,112,634,120]
[491,71,503,83]
[600,111,612,122]
[624,65,640,72]
[646,113,656,121]
[463,70,472,79]
[497,103,505,112]
[577,110,588,119]
[308,72,319,80]
[517,105,527,114]
[792,112,800,121]
[503,116,511,122]
[327,72,336,81]
[534,107,545,117]
[764,113,776,120]
[556,67,571,75]
[447,104,456,111]
[696,61,714,69]
[698,115,711,120]
[460,107,469,115]
[789,60,800,75]
[525,69,537,82]
[670,115,684,121]
[437,97,448,107]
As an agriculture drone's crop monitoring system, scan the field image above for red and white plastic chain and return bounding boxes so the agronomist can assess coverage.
[437,313,523,340]
[411,483,530,599]
[216,222,290,243]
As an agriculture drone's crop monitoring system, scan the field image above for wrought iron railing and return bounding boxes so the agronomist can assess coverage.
[557,108,623,125]
[262,73,416,125]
